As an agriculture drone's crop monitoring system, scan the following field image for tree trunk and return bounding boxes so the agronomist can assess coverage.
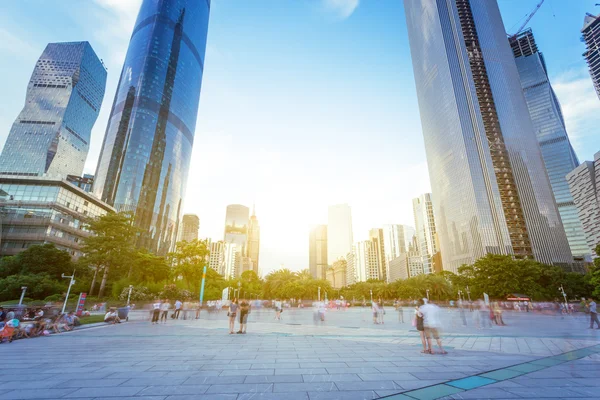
[98,266,110,298]
[89,266,99,296]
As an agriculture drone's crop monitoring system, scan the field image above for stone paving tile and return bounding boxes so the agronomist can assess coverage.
[245,375,304,383]
[446,387,521,399]
[335,381,404,391]
[166,395,237,400]
[307,391,379,400]
[136,385,211,396]
[392,380,446,390]
[63,386,146,398]
[376,366,431,373]
[3,388,79,400]
[237,393,310,400]
[358,373,415,381]
[325,367,380,374]
[410,371,468,380]
[275,368,328,375]
[60,379,129,388]
[273,382,339,392]
[205,383,274,394]
[220,369,274,376]
[505,387,587,398]
[120,378,187,387]
[105,371,167,379]
[302,374,360,383]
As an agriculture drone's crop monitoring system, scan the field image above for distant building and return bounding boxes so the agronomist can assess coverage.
[369,228,386,281]
[224,204,250,252]
[247,207,260,274]
[327,204,353,262]
[407,235,424,277]
[0,42,106,179]
[326,258,347,289]
[309,224,328,279]
[353,241,379,282]
[582,13,600,101]
[413,194,437,274]
[67,174,94,193]
[511,29,590,259]
[180,214,199,242]
[383,225,406,261]
[388,255,409,282]
[403,226,415,252]
[209,240,226,275]
[223,242,241,278]
[567,152,600,254]
[0,176,114,259]
[345,251,356,286]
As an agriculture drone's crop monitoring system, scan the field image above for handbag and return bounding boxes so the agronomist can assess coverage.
[411,317,416,327]
[227,312,230,317]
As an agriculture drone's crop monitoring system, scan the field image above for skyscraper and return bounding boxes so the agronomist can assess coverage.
[369,228,386,281]
[353,241,379,282]
[582,13,600,101]
[309,225,328,279]
[208,240,225,275]
[567,152,600,254]
[247,207,260,274]
[382,224,406,278]
[404,0,573,272]
[224,204,250,251]
[327,204,353,263]
[93,0,211,254]
[180,214,199,242]
[0,42,106,178]
[403,225,415,252]
[511,29,590,258]
[412,194,437,274]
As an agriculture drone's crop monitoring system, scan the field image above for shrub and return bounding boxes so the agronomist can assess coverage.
[118,286,152,302]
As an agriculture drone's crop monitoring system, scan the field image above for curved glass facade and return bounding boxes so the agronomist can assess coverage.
[404,0,573,272]
[94,0,210,254]
[0,42,106,178]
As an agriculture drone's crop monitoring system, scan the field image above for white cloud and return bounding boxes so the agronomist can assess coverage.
[0,27,38,58]
[552,68,600,156]
[322,0,360,20]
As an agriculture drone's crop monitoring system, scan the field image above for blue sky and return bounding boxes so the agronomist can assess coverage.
[0,0,599,274]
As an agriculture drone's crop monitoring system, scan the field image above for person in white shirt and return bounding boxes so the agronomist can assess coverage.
[151,300,161,324]
[173,300,182,319]
[419,300,447,354]
[372,302,380,324]
[160,300,170,323]
[104,309,120,324]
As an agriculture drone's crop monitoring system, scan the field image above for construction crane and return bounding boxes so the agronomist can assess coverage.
[507,0,545,40]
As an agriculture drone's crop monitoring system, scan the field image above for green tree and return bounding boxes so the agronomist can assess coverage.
[589,244,600,298]
[131,250,171,283]
[168,239,210,290]
[80,212,138,297]
[0,244,76,280]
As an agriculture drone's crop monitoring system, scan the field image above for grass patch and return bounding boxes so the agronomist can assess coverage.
[79,314,105,325]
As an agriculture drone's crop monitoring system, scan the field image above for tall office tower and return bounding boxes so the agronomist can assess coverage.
[326,259,347,289]
[388,255,409,282]
[93,0,210,254]
[353,241,380,282]
[247,207,260,274]
[511,30,590,258]
[327,204,353,263]
[209,240,225,275]
[412,194,437,274]
[369,228,387,282]
[223,242,241,278]
[403,226,415,252]
[567,152,600,253]
[407,236,424,277]
[404,0,573,272]
[223,204,250,250]
[309,225,328,279]
[582,13,600,101]
[345,252,356,285]
[0,42,106,178]
[180,214,199,242]
[67,174,95,193]
[383,225,406,263]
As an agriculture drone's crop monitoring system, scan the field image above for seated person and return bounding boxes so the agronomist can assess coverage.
[64,312,80,328]
[51,314,71,334]
[104,309,120,324]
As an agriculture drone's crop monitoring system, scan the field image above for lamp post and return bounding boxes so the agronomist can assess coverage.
[370,290,373,304]
[558,285,569,313]
[458,290,463,303]
[426,289,430,301]
[61,271,76,313]
[18,286,28,306]
[126,285,134,306]
[318,287,321,302]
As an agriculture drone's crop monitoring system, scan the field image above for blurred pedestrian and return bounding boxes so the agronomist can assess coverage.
[160,299,170,323]
[396,301,404,323]
[414,300,430,354]
[420,299,447,355]
[173,299,182,319]
[237,299,250,334]
[372,301,380,324]
[151,300,161,324]
[378,299,385,324]
[274,299,282,320]
[588,298,599,329]
[228,298,238,334]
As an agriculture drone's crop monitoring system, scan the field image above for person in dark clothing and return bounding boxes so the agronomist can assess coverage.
[237,299,251,334]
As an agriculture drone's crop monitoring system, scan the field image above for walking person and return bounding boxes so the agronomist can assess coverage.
[588,298,600,329]
[420,299,447,355]
[151,300,161,324]
[372,301,380,324]
[173,299,182,319]
[237,298,250,334]
[228,298,238,334]
[274,299,282,320]
[414,300,430,354]
[378,299,385,324]
[397,301,404,323]
[160,300,170,323]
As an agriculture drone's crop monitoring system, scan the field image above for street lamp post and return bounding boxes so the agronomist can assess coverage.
[61,271,76,314]
[126,285,134,306]
[318,287,321,302]
[18,286,28,306]
[458,290,463,303]
[426,289,430,301]
[558,285,569,313]
[370,290,373,304]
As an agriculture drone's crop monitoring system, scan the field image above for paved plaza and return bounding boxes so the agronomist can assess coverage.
[2,308,600,400]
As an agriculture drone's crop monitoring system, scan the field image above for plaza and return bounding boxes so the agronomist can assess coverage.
[3,307,600,400]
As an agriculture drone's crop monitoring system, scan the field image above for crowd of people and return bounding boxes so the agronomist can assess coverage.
[0,307,82,343]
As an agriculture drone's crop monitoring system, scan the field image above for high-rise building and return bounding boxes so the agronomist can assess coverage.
[407,235,424,277]
[567,152,600,254]
[353,241,379,282]
[309,225,328,279]
[67,174,94,193]
[208,240,225,275]
[369,228,386,282]
[388,255,409,282]
[247,207,260,274]
[93,0,211,255]
[404,0,573,272]
[511,29,590,258]
[582,13,600,101]
[326,259,347,289]
[0,42,106,178]
[403,226,415,252]
[223,242,241,278]
[345,251,356,286]
[327,204,353,263]
[412,194,437,274]
[180,214,199,242]
[383,225,406,263]
[223,204,250,250]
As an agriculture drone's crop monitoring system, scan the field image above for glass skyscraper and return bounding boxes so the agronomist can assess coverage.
[0,42,106,178]
[412,193,437,274]
[93,0,211,254]
[582,13,600,101]
[511,30,590,258]
[404,0,573,272]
